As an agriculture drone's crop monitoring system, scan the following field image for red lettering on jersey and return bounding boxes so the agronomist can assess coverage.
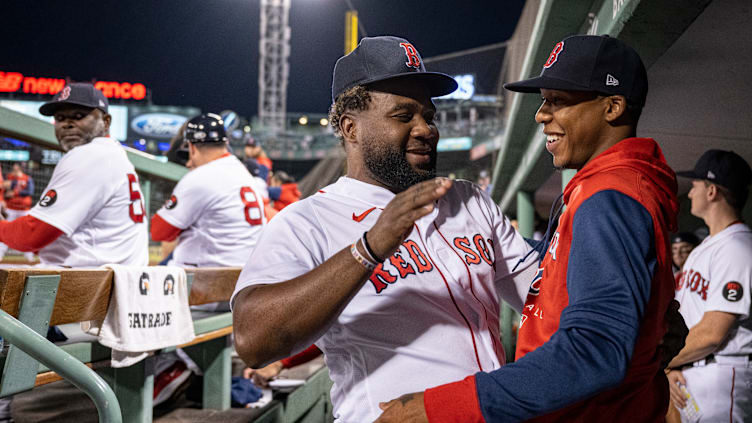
[544,41,564,68]
[473,234,493,266]
[240,186,264,226]
[369,263,398,294]
[127,173,144,223]
[689,271,701,292]
[389,252,416,279]
[453,236,481,265]
[486,238,496,271]
[698,277,709,300]
[404,240,432,273]
[399,42,421,69]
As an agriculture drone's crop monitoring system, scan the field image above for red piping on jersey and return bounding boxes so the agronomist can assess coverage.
[414,224,484,372]
[0,215,64,252]
[150,214,182,242]
[433,222,502,361]
[730,367,735,422]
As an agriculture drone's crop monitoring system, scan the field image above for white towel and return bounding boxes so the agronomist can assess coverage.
[86,265,195,367]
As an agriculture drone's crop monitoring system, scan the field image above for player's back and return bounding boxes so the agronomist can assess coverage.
[171,154,266,267]
[30,137,149,267]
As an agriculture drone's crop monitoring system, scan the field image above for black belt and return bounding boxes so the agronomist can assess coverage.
[702,353,752,364]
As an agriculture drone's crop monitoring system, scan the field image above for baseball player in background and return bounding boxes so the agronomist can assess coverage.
[0,163,36,262]
[151,112,267,292]
[150,113,267,404]
[379,35,680,422]
[666,150,752,422]
[0,82,148,267]
[231,36,540,423]
[0,82,148,422]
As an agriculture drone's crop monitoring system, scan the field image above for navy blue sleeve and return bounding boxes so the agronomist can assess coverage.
[474,190,657,421]
[20,177,34,196]
[268,186,281,201]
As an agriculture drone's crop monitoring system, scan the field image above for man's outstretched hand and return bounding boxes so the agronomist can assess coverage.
[375,391,428,423]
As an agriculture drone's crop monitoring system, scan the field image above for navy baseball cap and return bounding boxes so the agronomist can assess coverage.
[671,232,699,246]
[504,35,648,107]
[39,82,109,116]
[677,150,752,196]
[331,36,458,102]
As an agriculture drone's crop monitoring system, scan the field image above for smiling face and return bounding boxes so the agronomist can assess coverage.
[53,106,111,152]
[535,89,613,170]
[351,79,439,192]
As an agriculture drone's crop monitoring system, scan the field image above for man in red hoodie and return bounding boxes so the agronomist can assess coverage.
[378,35,679,422]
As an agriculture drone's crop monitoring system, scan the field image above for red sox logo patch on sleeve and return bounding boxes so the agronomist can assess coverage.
[723,281,743,302]
[544,41,564,68]
[399,42,421,69]
[165,195,178,210]
[39,189,57,207]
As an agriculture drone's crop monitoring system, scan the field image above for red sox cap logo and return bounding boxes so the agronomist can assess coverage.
[58,86,71,101]
[723,281,743,302]
[544,41,564,69]
[39,189,58,207]
[399,42,421,69]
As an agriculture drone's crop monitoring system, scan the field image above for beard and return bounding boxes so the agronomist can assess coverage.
[362,140,436,192]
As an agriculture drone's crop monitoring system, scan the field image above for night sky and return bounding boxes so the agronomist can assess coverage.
[2,0,525,118]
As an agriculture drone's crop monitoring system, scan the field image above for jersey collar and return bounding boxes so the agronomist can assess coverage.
[327,176,396,208]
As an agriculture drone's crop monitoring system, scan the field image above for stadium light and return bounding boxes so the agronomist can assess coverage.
[299,116,309,125]
[319,118,328,126]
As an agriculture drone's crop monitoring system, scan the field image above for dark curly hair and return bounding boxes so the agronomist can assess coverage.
[328,85,372,144]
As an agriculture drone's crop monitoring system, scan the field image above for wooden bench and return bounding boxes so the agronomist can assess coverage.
[0,267,240,423]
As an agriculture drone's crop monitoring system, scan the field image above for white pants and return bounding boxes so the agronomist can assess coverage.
[0,208,35,261]
[682,357,752,422]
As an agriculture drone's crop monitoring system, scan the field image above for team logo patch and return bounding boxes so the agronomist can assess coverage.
[163,274,175,295]
[139,272,150,295]
[165,195,178,209]
[39,190,57,207]
[58,86,71,101]
[544,41,564,68]
[528,267,544,296]
[723,281,743,302]
[399,42,421,69]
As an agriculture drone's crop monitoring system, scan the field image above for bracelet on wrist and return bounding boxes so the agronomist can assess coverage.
[361,231,384,263]
[350,242,376,271]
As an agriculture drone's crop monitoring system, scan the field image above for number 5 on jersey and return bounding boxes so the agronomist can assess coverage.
[127,173,145,223]
[240,187,263,226]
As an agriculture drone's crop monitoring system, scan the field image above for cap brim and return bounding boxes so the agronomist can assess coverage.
[39,100,98,116]
[676,170,701,179]
[504,75,592,94]
[364,72,459,98]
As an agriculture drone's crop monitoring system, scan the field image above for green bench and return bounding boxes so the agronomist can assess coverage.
[0,267,240,422]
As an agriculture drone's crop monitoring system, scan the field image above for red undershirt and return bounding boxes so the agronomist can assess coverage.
[0,216,64,252]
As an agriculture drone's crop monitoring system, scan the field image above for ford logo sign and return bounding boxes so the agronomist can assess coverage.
[130,113,188,139]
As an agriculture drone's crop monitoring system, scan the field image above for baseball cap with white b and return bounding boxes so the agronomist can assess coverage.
[39,82,109,116]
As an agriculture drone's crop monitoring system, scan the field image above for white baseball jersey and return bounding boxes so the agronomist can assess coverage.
[29,137,149,267]
[156,154,266,267]
[675,223,752,421]
[232,176,536,423]
[675,223,752,356]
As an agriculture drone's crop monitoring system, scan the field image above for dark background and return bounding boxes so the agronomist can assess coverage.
[2,0,525,117]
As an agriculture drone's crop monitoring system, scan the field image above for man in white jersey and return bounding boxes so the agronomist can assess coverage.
[0,82,148,422]
[150,113,266,404]
[667,149,752,421]
[231,36,538,422]
[150,113,266,270]
[0,82,148,267]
